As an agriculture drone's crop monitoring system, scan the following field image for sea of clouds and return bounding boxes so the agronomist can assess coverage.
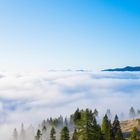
[0,71,140,139]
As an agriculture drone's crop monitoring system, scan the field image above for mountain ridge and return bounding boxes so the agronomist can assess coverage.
[102,66,140,72]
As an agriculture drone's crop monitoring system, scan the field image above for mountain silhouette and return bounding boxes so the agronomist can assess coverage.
[103,66,140,72]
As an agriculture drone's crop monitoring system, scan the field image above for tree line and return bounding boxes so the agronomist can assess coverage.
[13,108,140,140]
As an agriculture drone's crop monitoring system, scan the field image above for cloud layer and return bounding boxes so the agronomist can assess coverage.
[0,71,140,139]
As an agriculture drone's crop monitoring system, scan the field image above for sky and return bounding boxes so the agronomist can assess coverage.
[0,0,140,72]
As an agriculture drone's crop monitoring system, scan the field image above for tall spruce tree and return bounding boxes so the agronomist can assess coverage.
[73,109,101,140]
[60,126,70,140]
[101,114,112,140]
[112,115,123,140]
[73,108,81,126]
[91,115,102,140]
[50,127,56,140]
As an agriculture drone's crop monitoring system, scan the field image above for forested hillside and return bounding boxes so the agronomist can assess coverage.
[12,108,140,140]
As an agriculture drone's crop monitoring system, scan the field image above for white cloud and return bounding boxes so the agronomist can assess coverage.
[0,71,140,139]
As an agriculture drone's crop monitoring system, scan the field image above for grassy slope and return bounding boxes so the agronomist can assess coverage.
[120,118,140,139]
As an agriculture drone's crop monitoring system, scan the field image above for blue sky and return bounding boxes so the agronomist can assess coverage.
[0,0,140,71]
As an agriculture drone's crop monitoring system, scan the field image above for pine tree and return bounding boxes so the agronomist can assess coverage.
[130,127,139,140]
[20,123,26,140]
[58,115,64,127]
[69,115,74,131]
[101,114,112,140]
[35,129,42,140]
[13,128,18,140]
[93,109,98,117]
[64,117,68,126]
[42,125,47,133]
[42,125,47,140]
[60,126,70,140]
[106,109,112,120]
[74,109,101,140]
[50,127,56,140]
[73,108,81,126]
[112,115,123,140]
[129,107,136,119]
[72,129,78,140]
[91,115,102,140]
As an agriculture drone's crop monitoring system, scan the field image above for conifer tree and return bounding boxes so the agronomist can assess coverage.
[91,115,102,140]
[106,109,112,120]
[42,125,47,133]
[50,127,56,140]
[73,108,81,126]
[60,126,70,140]
[101,114,112,140]
[13,128,18,140]
[42,126,47,140]
[74,109,101,140]
[129,107,136,119]
[64,117,68,126]
[93,109,98,118]
[20,123,26,140]
[112,115,123,140]
[130,127,139,140]
[35,129,42,140]
[72,129,78,140]
[42,120,46,128]
[58,115,64,127]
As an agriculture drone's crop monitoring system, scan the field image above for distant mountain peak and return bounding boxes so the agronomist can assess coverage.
[102,66,140,72]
